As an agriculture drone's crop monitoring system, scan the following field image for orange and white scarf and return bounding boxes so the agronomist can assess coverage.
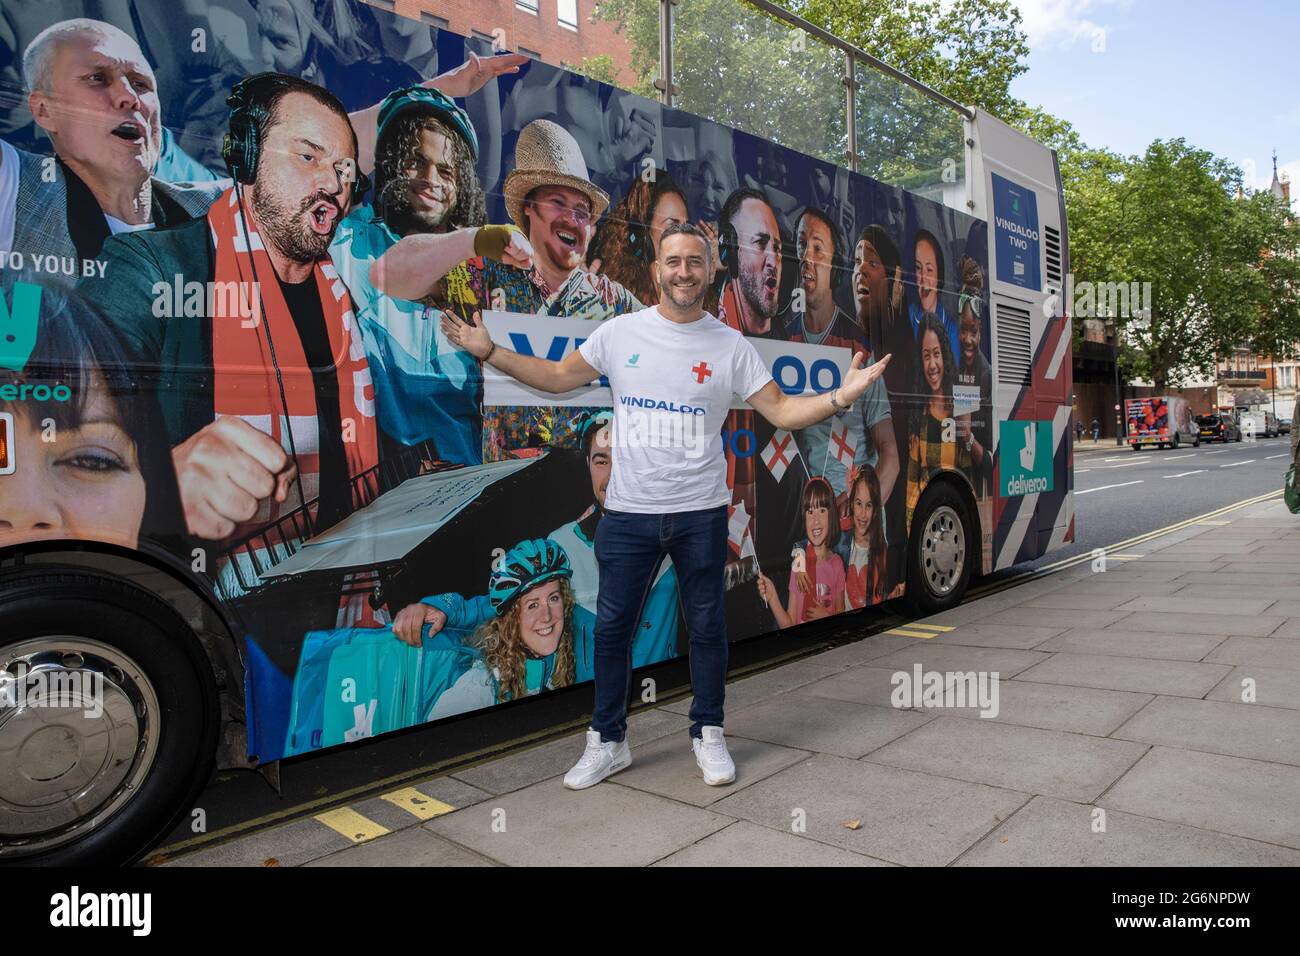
[208,187,379,545]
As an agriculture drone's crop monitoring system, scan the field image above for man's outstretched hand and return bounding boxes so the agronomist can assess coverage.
[839,352,891,406]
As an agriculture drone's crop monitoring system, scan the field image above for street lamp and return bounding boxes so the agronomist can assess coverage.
[1105,317,1123,446]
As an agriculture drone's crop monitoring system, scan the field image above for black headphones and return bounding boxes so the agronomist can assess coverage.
[717,221,739,279]
[222,72,370,201]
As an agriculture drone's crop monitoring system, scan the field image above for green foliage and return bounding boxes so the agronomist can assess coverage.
[582,1,1300,384]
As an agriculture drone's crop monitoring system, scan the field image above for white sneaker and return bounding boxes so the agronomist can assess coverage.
[563,729,632,790]
[692,726,736,786]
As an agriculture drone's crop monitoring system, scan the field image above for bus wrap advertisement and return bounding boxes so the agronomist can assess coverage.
[0,2,996,762]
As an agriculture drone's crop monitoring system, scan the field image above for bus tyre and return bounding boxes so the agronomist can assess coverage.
[902,482,974,617]
[0,567,218,866]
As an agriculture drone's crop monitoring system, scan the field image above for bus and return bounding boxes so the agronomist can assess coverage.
[0,0,1073,863]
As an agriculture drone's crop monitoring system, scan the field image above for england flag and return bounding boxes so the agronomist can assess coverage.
[761,429,797,484]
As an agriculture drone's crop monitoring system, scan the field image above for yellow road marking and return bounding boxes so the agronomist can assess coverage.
[900,623,954,632]
[1109,554,1144,560]
[1196,520,1230,526]
[379,788,455,821]
[886,628,942,639]
[314,807,389,844]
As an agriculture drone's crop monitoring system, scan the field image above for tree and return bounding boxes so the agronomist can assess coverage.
[589,0,1028,180]
[1070,139,1300,391]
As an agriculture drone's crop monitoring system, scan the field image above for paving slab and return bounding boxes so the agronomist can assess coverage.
[450,711,691,795]
[796,665,934,709]
[1013,653,1232,698]
[658,657,842,717]
[609,730,811,806]
[1029,580,1187,598]
[972,607,1133,630]
[1206,665,1300,710]
[865,716,1149,803]
[936,680,1152,737]
[424,777,733,866]
[1033,628,1225,662]
[803,632,926,668]
[651,820,894,866]
[305,827,498,867]
[1269,617,1300,638]
[868,642,1051,678]
[1175,570,1299,587]
[162,817,352,867]
[1101,747,1300,850]
[1113,595,1277,615]
[708,753,1028,866]
[1111,697,1300,766]
[1206,637,1300,670]
[1019,591,1155,611]
[927,622,1067,649]
[955,795,1300,866]
[1106,611,1284,638]
[724,692,933,758]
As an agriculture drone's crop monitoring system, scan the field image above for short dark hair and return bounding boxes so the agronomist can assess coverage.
[719,186,773,236]
[247,74,357,177]
[658,221,712,268]
[796,206,846,283]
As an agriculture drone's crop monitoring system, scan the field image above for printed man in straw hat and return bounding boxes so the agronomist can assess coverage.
[372,117,642,324]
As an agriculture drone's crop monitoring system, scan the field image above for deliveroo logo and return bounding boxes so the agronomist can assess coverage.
[1000,419,1053,496]
[0,281,41,371]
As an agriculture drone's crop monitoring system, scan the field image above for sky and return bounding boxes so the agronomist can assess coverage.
[1010,0,1300,201]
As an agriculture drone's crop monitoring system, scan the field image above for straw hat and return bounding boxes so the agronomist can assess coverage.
[503,119,610,229]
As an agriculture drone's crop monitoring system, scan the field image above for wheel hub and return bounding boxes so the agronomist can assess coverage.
[0,638,158,855]
[921,505,966,597]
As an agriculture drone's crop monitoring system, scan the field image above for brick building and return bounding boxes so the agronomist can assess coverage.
[374,0,638,86]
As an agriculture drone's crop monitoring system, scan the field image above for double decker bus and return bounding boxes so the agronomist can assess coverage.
[0,0,1073,863]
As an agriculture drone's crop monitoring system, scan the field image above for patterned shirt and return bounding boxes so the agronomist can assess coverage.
[906,404,974,526]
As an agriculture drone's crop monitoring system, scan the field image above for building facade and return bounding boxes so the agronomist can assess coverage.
[377,0,637,85]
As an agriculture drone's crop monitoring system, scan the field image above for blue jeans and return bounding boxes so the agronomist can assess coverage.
[591,505,729,742]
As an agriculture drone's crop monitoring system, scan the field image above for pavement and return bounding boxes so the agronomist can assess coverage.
[160,494,1300,868]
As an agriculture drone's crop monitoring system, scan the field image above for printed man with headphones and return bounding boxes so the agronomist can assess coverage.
[82,73,378,561]
[789,206,900,521]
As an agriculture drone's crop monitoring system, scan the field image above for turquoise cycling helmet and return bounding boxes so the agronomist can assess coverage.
[489,538,572,615]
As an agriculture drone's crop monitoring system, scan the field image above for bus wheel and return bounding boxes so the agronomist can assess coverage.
[1172,435,1180,449]
[903,482,973,616]
[0,567,218,866]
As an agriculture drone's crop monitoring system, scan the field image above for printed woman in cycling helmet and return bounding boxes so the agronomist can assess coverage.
[411,537,597,719]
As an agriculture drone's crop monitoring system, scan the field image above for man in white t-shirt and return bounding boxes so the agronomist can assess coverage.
[440,222,890,788]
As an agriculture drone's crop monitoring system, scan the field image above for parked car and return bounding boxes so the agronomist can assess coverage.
[1197,414,1242,442]
[1280,417,1293,435]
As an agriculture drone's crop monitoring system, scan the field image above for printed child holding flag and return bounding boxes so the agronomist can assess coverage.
[757,477,846,626]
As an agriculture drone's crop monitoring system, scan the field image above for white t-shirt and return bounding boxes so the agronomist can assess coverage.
[578,306,773,513]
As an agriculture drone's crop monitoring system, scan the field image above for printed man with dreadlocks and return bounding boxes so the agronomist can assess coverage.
[392,411,681,669]
[329,84,529,465]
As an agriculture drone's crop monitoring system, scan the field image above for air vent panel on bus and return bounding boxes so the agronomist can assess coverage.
[995,301,1033,386]
[1044,225,1062,285]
